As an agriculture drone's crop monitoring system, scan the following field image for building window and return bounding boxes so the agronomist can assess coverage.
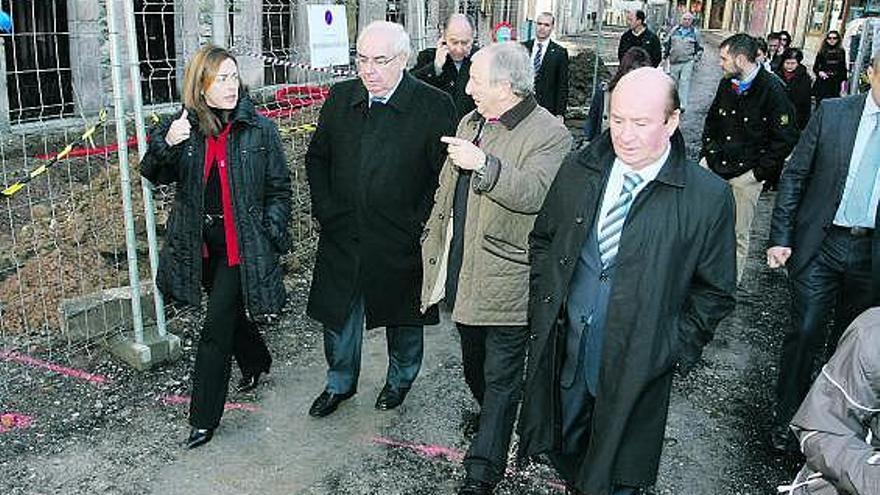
[386,1,405,24]
[263,0,293,85]
[1,0,74,123]
[134,0,178,105]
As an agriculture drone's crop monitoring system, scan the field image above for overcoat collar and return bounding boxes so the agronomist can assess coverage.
[577,130,689,188]
[348,70,419,113]
[468,95,538,130]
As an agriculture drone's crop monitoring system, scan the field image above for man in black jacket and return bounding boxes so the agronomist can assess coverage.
[518,67,736,495]
[701,33,798,283]
[617,10,662,67]
[305,21,456,418]
[412,13,476,121]
[522,12,569,117]
[766,56,880,453]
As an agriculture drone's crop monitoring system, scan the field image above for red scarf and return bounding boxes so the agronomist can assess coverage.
[202,123,240,266]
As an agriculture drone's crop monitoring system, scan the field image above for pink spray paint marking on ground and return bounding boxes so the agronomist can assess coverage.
[371,435,465,462]
[371,435,567,492]
[0,413,33,433]
[0,350,109,385]
[159,394,260,413]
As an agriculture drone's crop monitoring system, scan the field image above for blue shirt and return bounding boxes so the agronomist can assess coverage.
[834,94,880,227]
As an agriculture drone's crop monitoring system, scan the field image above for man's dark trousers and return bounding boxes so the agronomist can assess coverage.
[776,227,874,422]
[323,296,424,395]
[457,323,529,484]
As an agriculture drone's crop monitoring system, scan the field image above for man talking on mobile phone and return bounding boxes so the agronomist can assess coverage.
[413,13,478,121]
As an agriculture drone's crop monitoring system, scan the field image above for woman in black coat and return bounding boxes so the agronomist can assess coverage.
[812,30,847,104]
[140,45,291,449]
[776,48,813,130]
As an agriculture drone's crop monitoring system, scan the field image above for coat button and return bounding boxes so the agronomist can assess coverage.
[743,117,749,122]
[726,135,731,141]
[429,257,437,265]
[559,256,570,265]
[599,271,609,282]
[438,212,445,220]
[543,295,553,303]
[575,216,584,224]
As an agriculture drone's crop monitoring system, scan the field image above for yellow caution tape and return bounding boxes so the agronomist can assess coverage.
[279,122,317,136]
[2,110,109,198]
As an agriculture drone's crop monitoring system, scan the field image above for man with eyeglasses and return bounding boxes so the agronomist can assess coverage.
[413,13,477,121]
[522,12,569,117]
[305,21,456,418]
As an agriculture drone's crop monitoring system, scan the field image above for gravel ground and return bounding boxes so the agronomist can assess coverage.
[1,31,806,495]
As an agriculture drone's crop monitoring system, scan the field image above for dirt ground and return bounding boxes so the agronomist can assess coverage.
[0,31,807,495]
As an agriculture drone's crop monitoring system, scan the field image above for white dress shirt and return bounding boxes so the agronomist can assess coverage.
[368,72,403,107]
[833,93,880,227]
[596,145,671,235]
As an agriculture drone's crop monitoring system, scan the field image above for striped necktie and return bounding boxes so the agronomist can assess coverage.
[598,172,644,267]
[533,43,543,72]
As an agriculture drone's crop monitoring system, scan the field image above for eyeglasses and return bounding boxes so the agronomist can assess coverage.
[214,72,239,83]
[356,53,399,68]
[827,36,839,40]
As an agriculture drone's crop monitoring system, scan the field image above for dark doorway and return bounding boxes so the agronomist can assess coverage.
[710,0,726,29]
[134,0,178,105]
[1,0,74,123]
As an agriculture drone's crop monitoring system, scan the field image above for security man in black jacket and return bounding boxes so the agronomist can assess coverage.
[701,33,798,283]
[412,13,477,121]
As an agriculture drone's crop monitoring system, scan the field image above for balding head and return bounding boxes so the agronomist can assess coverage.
[609,68,680,169]
[445,13,474,33]
[358,21,411,60]
[443,14,475,62]
[356,21,409,97]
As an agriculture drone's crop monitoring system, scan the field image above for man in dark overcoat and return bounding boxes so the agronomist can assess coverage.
[766,55,880,452]
[522,12,569,117]
[412,13,477,121]
[304,21,456,417]
[517,68,736,495]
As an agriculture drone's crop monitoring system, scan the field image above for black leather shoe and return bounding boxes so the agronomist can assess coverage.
[374,384,410,411]
[457,478,496,495]
[770,423,798,454]
[185,428,214,449]
[309,389,355,418]
[236,371,266,393]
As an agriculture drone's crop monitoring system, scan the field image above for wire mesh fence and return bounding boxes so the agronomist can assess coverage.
[0,0,596,366]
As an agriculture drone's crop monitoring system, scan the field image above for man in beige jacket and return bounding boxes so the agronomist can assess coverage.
[420,42,571,495]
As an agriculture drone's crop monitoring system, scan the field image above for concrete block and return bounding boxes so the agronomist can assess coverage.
[111,328,182,371]
[59,283,182,370]
[59,283,157,341]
